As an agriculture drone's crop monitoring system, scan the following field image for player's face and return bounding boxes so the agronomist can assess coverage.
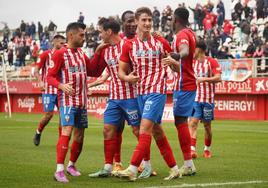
[53,38,65,50]
[136,13,152,34]
[71,28,85,48]
[98,25,110,43]
[123,13,136,36]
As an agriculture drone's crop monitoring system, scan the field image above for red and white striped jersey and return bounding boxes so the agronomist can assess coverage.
[37,50,58,94]
[47,46,106,108]
[120,36,171,95]
[172,28,197,91]
[193,56,222,103]
[102,39,136,99]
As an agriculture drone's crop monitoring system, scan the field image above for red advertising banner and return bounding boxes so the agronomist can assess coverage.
[1,78,268,95]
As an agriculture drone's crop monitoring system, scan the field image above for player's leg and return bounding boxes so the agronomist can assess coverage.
[33,94,57,146]
[173,91,196,176]
[202,103,214,158]
[67,107,88,176]
[113,119,125,171]
[54,106,75,183]
[153,124,181,180]
[116,95,154,181]
[189,102,203,158]
[89,100,121,177]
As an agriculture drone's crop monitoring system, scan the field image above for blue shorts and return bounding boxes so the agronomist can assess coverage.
[191,102,215,122]
[104,98,140,127]
[60,106,88,128]
[137,93,166,124]
[173,91,196,117]
[42,94,58,112]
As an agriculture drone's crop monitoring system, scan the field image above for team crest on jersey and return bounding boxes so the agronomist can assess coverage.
[107,58,117,65]
[49,60,55,68]
[65,115,70,122]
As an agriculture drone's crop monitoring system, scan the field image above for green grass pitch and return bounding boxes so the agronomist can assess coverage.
[0,113,268,188]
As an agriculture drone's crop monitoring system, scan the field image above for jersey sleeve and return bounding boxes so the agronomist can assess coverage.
[47,50,64,88]
[37,51,48,70]
[119,40,132,63]
[86,50,107,77]
[157,37,172,53]
[176,31,190,51]
[210,58,222,75]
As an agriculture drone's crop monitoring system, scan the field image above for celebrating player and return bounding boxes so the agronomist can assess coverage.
[116,7,181,181]
[189,39,222,159]
[33,34,65,146]
[47,22,106,183]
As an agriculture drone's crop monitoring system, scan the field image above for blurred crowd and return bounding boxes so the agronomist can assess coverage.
[0,0,268,69]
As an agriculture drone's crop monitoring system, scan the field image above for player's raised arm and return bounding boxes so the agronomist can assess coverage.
[85,50,107,77]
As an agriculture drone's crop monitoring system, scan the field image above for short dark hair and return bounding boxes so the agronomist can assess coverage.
[53,34,65,40]
[66,22,86,33]
[196,39,207,51]
[121,10,134,22]
[98,17,120,34]
[174,7,189,26]
[135,7,152,19]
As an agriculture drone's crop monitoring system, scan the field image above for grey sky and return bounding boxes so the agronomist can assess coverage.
[0,0,230,30]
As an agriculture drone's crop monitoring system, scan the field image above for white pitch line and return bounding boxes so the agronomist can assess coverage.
[145,180,268,188]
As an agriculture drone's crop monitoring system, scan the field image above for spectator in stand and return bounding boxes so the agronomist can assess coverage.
[16,42,27,66]
[40,37,50,51]
[161,11,168,32]
[253,45,264,58]
[29,22,36,39]
[31,41,39,63]
[48,20,57,41]
[217,6,224,29]
[245,42,255,58]
[25,23,30,36]
[206,32,220,58]
[240,19,251,44]
[263,21,268,42]
[234,0,243,21]
[256,0,265,19]
[203,14,213,37]
[38,21,43,40]
[152,7,160,31]
[20,20,26,34]
[222,20,234,42]
[217,45,234,59]
[206,0,214,12]
[189,4,202,31]
[7,38,14,66]
[78,12,85,23]
[3,23,10,41]
[217,0,225,20]
[243,2,253,20]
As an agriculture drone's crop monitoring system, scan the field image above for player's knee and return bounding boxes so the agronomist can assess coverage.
[103,125,116,139]
[152,125,164,140]
[45,111,53,119]
[132,127,139,138]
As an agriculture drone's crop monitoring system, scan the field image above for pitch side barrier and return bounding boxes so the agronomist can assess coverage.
[0,58,267,120]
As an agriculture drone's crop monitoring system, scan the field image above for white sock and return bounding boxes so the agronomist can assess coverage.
[68,161,74,167]
[56,164,64,172]
[129,165,138,174]
[171,165,179,171]
[104,164,113,172]
[204,146,210,151]
[191,146,196,151]
[143,160,151,168]
[184,160,193,168]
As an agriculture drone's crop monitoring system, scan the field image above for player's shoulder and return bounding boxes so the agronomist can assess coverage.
[206,56,218,64]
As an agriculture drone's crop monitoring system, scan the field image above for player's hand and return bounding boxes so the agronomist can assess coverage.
[126,71,139,84]
[59,82,74,95]
[196,77,207,84]
[161,56,178,67]
[40,82,45,91]
[151,31,163,38]
[95,43,109,55]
